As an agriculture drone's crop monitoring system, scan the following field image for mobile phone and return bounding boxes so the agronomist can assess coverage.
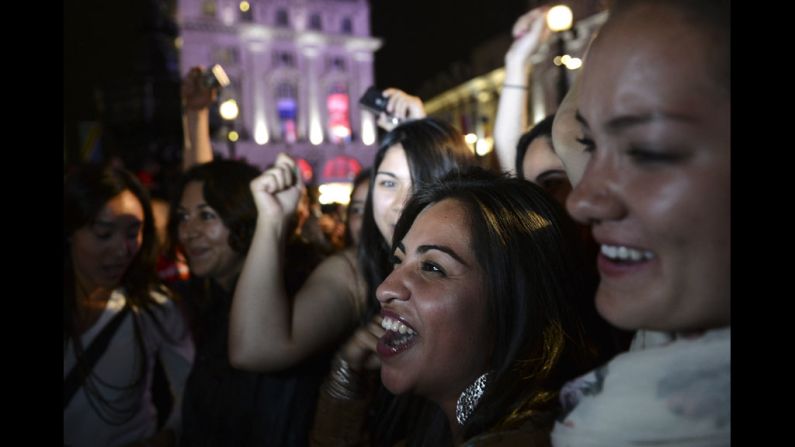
[202,64,231,90]
[358,86,389,115]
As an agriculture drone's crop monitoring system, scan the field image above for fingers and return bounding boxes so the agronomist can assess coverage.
[512,6,549,38]
[340,316,386,371]
[274,153,302,189]
[376,112,398,131]
[382,88,426,121]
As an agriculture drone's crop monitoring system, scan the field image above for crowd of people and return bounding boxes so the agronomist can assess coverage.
[64,1,730,446]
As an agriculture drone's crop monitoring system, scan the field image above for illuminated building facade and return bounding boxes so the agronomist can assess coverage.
[177,0,381,184]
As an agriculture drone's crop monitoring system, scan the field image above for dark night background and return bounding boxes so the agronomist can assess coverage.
[64,0,535,163]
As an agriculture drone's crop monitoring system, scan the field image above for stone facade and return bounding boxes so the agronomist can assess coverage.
[177,0,381,182]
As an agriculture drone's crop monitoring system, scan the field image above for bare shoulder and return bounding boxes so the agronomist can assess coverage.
[300,248,368,317]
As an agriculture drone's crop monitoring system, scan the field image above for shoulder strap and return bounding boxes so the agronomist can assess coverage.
[63,305,131,409]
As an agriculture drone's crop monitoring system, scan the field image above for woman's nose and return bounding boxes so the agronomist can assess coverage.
[376,266,410,304]
[566,154,626,225]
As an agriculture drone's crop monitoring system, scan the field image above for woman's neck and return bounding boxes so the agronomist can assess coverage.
[74,279,113,334]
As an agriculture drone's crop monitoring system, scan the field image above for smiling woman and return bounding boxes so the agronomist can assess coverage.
[64,164,194,447]
[167,159,329,447]
[311,168,611,446]
[551,0,730,445]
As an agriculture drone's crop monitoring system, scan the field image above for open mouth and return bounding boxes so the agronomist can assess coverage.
[597,244,656,277]
[377,315,419,358]
[600,244,655,263]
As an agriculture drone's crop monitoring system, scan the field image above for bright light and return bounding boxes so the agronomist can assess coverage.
[331,125,351,139]
[228,130,239,142]
[255,120,269,145]
[546,5,573,32]
[239,1,250,12]
[219,99,239,120]
[564,57,583,70]
[477,91,491,103]
[464,133,478,144]
[309,118,324,145]
[553,56,563,66]
[475,137,493,156]
[361,112,376,145]
[319,182,354,205]
[561,54,572,65]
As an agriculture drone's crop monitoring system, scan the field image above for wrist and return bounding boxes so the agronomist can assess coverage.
[323,355,372,400]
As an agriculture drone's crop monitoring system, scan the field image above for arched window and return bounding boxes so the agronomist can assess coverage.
[326,82,351,144]
[309,13,323,31]
[276,83,298,143]
[341,17,353,34]
[202,0,217,18]
[276,9,289,27]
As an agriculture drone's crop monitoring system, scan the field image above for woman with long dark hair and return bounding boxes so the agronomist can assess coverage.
[64,164,193,447]
[228,117,478,372]
[311,168,608,445]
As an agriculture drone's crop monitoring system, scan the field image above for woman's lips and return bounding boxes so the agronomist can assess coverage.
[377,311,419,359]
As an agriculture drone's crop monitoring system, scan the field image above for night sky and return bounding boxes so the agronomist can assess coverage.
[63,0,535,164]
[65,0,533,118]
[369,0,532,94]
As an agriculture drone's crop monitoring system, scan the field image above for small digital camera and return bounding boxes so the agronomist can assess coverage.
[202,64,231,90]
[358,86,389,115]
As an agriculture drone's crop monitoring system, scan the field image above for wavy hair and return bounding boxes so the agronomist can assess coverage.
[391,168,605,442]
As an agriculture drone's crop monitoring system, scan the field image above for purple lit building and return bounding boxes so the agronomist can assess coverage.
[177,0,382,185]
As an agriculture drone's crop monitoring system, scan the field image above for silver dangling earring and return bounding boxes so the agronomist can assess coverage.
[456,371,490,425]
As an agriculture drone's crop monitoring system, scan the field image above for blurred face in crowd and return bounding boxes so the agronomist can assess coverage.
[376,199,491,410]
[567,2,730,333]
[177,181,243,290]
[521,136,572,206]
[372,144,412,245]
[552,78,591,187]
[71,190,144,292]
[347,178,370,247]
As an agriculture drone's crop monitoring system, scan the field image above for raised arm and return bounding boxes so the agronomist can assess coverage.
[229,154,365,371]
[493,6,550,174]
[181,66,216,171]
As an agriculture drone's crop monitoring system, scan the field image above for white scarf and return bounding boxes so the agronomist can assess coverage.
[551,328,730,446]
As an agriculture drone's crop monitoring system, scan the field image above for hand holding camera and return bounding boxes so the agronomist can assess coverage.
[181,65,230,111]
[359,86,426,131]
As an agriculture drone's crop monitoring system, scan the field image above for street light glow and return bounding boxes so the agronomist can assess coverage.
[546,5,573,32]
[220,99,239,120]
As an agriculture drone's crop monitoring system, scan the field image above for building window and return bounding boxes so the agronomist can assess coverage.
[333,57,346,71]
[276,83,298,143]
[212,46,239,66]
[341,17,353,34]
[202,0,217,18]
[327,83,351,144]
[309,13,323,31]
[276,9,289,27]
[273,51,295,68]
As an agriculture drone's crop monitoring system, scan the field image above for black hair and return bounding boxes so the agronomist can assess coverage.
[344,167,372,247]
[63,163,169,424]
[64,164,163,340]
[390,168,605,442]
[358,117,479,323]
[167,159,261,257]
[515,113,555,179]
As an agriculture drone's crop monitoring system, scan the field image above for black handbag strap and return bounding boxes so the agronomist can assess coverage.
[64,305,131,409]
